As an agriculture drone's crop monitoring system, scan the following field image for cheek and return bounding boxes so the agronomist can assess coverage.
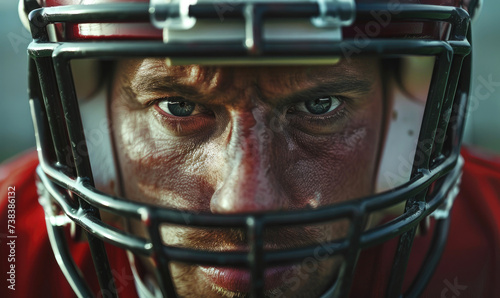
[278,93,383,206]
[111,96,218,211]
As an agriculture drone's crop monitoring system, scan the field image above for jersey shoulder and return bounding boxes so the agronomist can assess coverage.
[462,146,500,175]
[460,146,500,217]
[0,151,137,297]
[351,147,500,298]
[0,151,84,297]
[0,150,40,219]
[424,146,500,298]
[0,150,39,194]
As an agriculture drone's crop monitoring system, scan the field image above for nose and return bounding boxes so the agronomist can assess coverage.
[210,110,288,214]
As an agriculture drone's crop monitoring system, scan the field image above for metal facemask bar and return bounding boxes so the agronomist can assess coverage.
[26,1,471,298]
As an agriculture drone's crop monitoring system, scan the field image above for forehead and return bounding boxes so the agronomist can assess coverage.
[115,57,380,104]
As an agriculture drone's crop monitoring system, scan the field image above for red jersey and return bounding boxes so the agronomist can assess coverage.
[0,151,137,298]
[1,148,499,297]
[351,148,500,297]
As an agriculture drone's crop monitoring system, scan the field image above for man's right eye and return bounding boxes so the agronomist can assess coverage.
[153,97,216,136]
[156,98,200,117]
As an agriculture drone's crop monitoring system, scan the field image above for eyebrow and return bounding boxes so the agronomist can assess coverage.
[131,74,204,101]
[273,77,374,106]
[129,72,374,106]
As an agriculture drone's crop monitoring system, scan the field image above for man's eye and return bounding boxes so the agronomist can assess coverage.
[296,96,342,115]
[157,99,199,117]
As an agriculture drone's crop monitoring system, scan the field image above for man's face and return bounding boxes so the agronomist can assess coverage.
[110,57,385,297]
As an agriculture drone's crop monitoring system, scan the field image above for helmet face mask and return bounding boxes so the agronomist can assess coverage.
[25,0,473,297]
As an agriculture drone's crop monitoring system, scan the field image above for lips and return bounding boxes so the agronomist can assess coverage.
[199,264,297,293]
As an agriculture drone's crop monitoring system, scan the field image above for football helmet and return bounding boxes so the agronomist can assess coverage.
[21,0,480,297]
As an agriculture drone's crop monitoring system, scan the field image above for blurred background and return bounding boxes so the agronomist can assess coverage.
[0,1,499,163]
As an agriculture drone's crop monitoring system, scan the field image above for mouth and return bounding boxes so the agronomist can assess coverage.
[160,226,332,295]
[199,264,297,294]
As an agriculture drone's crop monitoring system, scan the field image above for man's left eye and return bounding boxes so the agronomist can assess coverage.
[296,96,342,115]
[157,99,200,117]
